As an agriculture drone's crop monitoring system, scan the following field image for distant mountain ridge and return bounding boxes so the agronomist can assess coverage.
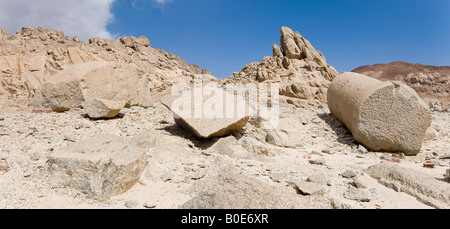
[352,61,449,111]
[352,61,450,81]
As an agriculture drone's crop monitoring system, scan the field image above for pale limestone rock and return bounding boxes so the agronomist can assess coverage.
[160,90,249,139]
[32,80,84,112]
[366,163,450,209]
[48,134,147,201]
[82,99,126,119]
[280,26,301,59]
[344,188,373,202]
[33,62,152,110]
[228,26,338,108]
[423,127,438,141]
[291,179,327,195]
[210,136,250,159]
[272,44,283,58]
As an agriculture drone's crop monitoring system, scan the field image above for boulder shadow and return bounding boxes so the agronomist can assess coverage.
[81,113,125,120]
[158,124,248,150]
[158,124,218,150]
[316,112,356,147]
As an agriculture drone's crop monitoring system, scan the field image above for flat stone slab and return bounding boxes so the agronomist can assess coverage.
[161,89,249,139]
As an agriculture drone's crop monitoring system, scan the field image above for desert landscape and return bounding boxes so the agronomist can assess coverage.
[0,24,449,210]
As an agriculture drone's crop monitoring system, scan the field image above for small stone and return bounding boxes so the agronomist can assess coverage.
[0,159,10,174]
[124,200,139,209]
[192,169,207,180]
[356,145,368,154]
[270,172,289,183]
[32,107,53,113]
[291,179,327,196]
[143,201,157,209]
[380,153,392,161]
[391,158,401,163]
[344,187,372,202]
[306,172,332,186]
[311,150,324,156]
[341,170,357,178]
[330,198,356,209]
[445,169,450,182]
[309,159,326,166]
[423,161,435,168]
[63,135,75,142]
[352,176,367,189]
[321,149,334,155]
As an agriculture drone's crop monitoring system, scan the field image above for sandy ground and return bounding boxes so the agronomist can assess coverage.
[0,95,449,209]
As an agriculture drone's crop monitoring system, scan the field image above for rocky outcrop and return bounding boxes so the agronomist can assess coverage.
[327,72,432,155]
[228,26,338,108]
[48,134,147,201]
[82,99,126,119]
[0,26,211,100]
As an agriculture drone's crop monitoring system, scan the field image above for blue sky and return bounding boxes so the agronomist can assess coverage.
[1,0,449,78]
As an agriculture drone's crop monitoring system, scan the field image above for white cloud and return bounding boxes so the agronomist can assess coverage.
[154,0,173,3]
[0,0,116,41]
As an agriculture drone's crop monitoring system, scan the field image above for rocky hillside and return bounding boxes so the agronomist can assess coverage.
[352,61,450,112]
[0,27,211,100]
[228,27,338,108]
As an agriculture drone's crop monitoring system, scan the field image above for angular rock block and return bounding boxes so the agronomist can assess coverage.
[327,72,431,155]
[32,61,152,111]
[82,99,126,119]
[48,134,147,201]
[161,88,249,139]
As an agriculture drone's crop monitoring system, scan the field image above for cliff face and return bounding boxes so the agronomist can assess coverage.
[0,26,210,98]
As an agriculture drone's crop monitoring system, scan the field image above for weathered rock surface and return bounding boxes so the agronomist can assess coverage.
[366,163,450,209]
[82,99,126,119]
[48,134,147,201]
[327,72,432,155]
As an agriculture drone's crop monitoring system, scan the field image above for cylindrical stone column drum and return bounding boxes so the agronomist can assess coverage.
[327,72,431,156]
